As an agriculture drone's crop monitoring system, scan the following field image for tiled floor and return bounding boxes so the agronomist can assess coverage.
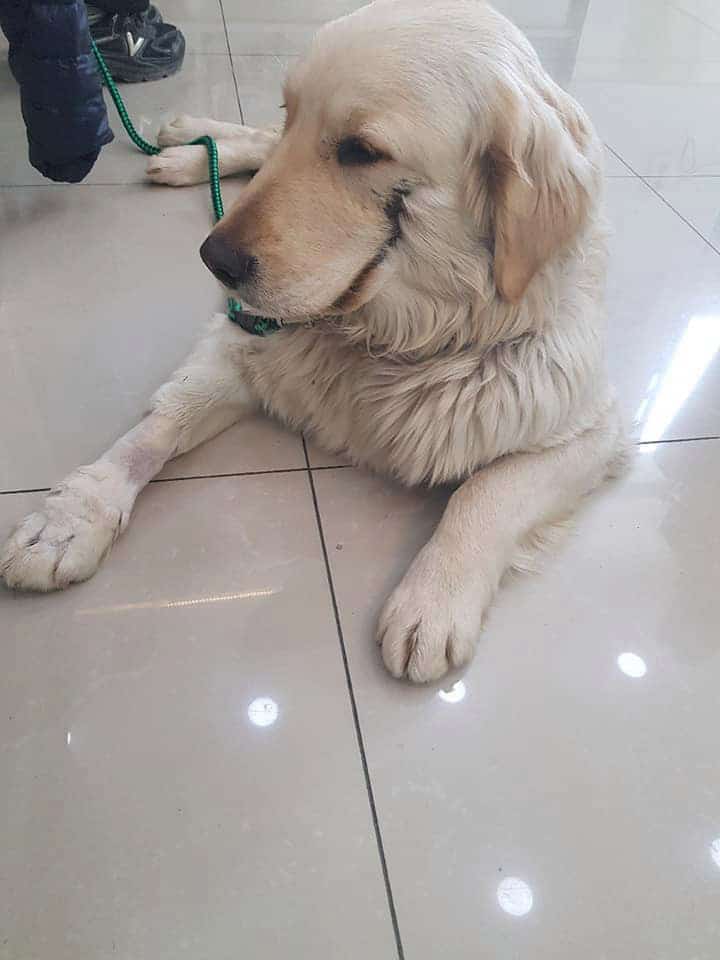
[1,2,720,958]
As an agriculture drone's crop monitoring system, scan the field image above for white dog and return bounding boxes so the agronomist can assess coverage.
[1,0,624,682]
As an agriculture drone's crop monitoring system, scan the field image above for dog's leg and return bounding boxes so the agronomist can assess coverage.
[379,405,626,682]
[1,316,259,592]
[147,119,281,187]
[157,115,278,146]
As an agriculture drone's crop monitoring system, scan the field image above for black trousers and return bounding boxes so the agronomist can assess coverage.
[89,0,150,14]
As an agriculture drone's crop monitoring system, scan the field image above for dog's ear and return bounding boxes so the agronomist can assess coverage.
[465,76,600,303]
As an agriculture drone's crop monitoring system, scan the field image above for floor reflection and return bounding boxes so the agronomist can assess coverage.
[247,697,279,728]
[497,876,534,917]
[638,314,720,441]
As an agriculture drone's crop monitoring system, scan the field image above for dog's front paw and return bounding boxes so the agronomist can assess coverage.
[1,467,129,592]
[157,114,210,147]
[378,545,490,682]
[146,146,209,186]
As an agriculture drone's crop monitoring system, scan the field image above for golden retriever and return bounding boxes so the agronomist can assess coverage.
[1,0,624,682]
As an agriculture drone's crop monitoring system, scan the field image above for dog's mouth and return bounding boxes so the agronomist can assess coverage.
[328,247,389,314]
[232,295,282,319]
[222,183,411,323]
[326,183,411,316]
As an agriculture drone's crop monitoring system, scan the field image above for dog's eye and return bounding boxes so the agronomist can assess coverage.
[337,137,384,166]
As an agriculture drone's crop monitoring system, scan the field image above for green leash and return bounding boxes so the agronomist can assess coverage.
[91,39,280,336]
[91,39,224,220]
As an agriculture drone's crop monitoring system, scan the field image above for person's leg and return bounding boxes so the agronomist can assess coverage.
[87,0,185,82]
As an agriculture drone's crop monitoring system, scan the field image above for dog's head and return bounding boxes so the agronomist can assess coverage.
[200,0,602,338]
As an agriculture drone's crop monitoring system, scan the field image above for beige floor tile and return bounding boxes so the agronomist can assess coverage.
[233,54,299,127]
[603,147,634,176]
[306,442,352,469]
[565,0,720,178]
[0,472,397,960]
[314,437,720,959]
[573,0,720,62]
[571,62,720,177]
[0,184,303,491]
[223,0,365,55]
[224,0,595,61]
[671,0,720,32]
[170,0,229,54]
[604,178,720,442]
[646,175,720,251]
[496,0,720,176]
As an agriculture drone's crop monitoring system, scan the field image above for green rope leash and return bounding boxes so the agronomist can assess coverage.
[91,39,280,336]
[91,39,224,221]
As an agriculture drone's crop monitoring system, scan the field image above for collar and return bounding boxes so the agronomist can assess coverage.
[226,298,282,337]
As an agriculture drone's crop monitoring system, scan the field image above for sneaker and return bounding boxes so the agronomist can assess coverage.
[146,5,163,26]
[87,6,185,83]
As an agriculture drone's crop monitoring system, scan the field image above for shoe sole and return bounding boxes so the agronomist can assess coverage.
[100,50,185,83]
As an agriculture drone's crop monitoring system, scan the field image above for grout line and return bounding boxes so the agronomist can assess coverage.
[0,486,51,496]
[606,145,720,257]
[608,174,720,179]
[6,173,710,190]
[301,436,406,960]
[226,51,303,57]
[637,434,720,446]
[0,463,352,496]
[4,435,720,496]
[150,463,351,484]
[153,466,305,483]
[2,167,718,191]
[216,0,245,124]
[667,0,720,40]
[4,174,713,191]
[0,181,223,189]
[0,182,144,189]
[603,142,637,176]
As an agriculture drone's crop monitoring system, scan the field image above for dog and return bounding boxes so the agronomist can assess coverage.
[0,0,624,682]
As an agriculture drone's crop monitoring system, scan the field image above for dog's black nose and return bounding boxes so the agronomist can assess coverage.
[199,234,257,288]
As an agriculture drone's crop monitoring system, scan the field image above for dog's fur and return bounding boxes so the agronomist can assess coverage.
[1,0,624,682]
